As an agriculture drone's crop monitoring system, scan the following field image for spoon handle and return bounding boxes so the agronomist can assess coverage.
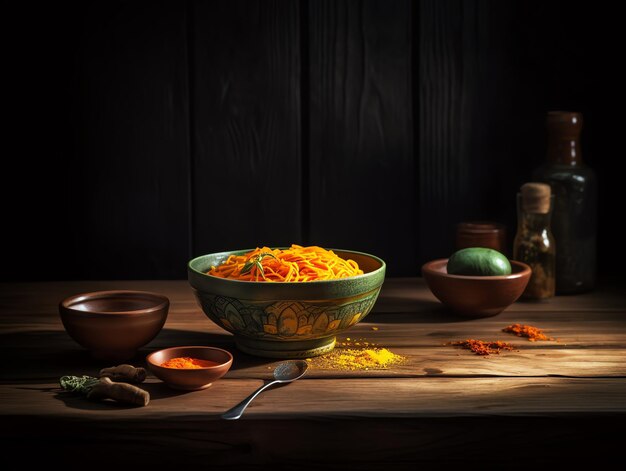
[221,379,280,420]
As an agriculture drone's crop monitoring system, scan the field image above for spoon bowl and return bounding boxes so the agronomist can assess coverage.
[272,360,308,382]
[221,360,308,420]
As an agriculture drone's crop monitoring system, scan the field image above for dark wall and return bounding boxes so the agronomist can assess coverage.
[4,0,621,281]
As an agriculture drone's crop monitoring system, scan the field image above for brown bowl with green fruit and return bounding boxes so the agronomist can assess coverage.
[422,248,531,318]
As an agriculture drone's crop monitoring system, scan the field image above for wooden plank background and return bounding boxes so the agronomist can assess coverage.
[418,0,530,259]
[308,0,416,274]
[191,0,302,257]
[3,0,621,281]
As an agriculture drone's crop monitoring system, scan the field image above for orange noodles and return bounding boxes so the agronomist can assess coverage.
[208,245,364,282]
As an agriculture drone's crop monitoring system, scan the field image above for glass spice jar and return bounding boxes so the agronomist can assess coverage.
[513,183,556,299]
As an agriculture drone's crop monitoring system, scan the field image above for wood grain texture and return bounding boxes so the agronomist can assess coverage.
[6,0,623,284]
[6,1,624,286]
[308,0,416,276]
[418,0,534,261]
[67,1,191,279]
[3,344,626,381]
[2,377,626,418]
[1,278,626,466]
[2,279,626,382]
[3,414,623,468]
[3,2,79,282]
[191,0,302,255]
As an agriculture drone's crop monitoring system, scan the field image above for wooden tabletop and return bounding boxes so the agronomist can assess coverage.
[2,279,625,468]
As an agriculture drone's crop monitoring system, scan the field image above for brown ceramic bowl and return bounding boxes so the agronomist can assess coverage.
[421,259,531,317]
[59,290,169,361]
[146,346,233,390]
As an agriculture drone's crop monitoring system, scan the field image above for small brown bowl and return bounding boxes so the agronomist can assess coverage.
[146,346,233,390]
[421,259,531,317]
[59,290,169,361]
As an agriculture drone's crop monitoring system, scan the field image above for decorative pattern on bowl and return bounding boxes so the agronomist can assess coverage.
[197,291,379,338]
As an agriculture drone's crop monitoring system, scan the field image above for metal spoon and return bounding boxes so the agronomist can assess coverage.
[221,360,308,420]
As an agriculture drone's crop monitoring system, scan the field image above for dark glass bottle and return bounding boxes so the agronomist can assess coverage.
[533,111,597,294]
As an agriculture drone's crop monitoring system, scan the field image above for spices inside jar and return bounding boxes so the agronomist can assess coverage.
[161,357,220,369]
[513,183,556,299]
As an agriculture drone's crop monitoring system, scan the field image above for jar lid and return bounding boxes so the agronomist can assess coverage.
[456,222,506,234]
[456,221,507,253]
[520,183,551,214]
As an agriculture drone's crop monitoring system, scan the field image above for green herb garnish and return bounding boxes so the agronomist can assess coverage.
[60,375,100,394]
[240,252,277,280]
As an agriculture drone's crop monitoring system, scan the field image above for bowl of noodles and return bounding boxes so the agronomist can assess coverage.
[188,245,386,358]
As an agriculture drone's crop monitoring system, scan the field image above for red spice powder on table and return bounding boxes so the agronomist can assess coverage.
[452,339,515,356]
[502,323,553,342]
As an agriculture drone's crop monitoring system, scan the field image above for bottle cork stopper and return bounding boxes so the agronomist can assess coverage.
[520,182,551,214]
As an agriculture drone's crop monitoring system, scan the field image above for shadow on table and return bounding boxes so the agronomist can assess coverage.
[10,380,194,410]
[43,378,292,411]
[0,327,285,386]
[368,299,475,324]
[54,385,188,410]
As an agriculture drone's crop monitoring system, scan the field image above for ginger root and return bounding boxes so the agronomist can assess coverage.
[99,364,146,383]
[87,377,150,406]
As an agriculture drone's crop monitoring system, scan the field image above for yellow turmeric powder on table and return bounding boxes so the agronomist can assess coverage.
[307,347,404,371]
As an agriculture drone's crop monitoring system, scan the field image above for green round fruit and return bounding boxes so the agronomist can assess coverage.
[447,247,512,276]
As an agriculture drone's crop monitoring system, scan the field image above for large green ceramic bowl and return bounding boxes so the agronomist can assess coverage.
[188,249,386,358]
